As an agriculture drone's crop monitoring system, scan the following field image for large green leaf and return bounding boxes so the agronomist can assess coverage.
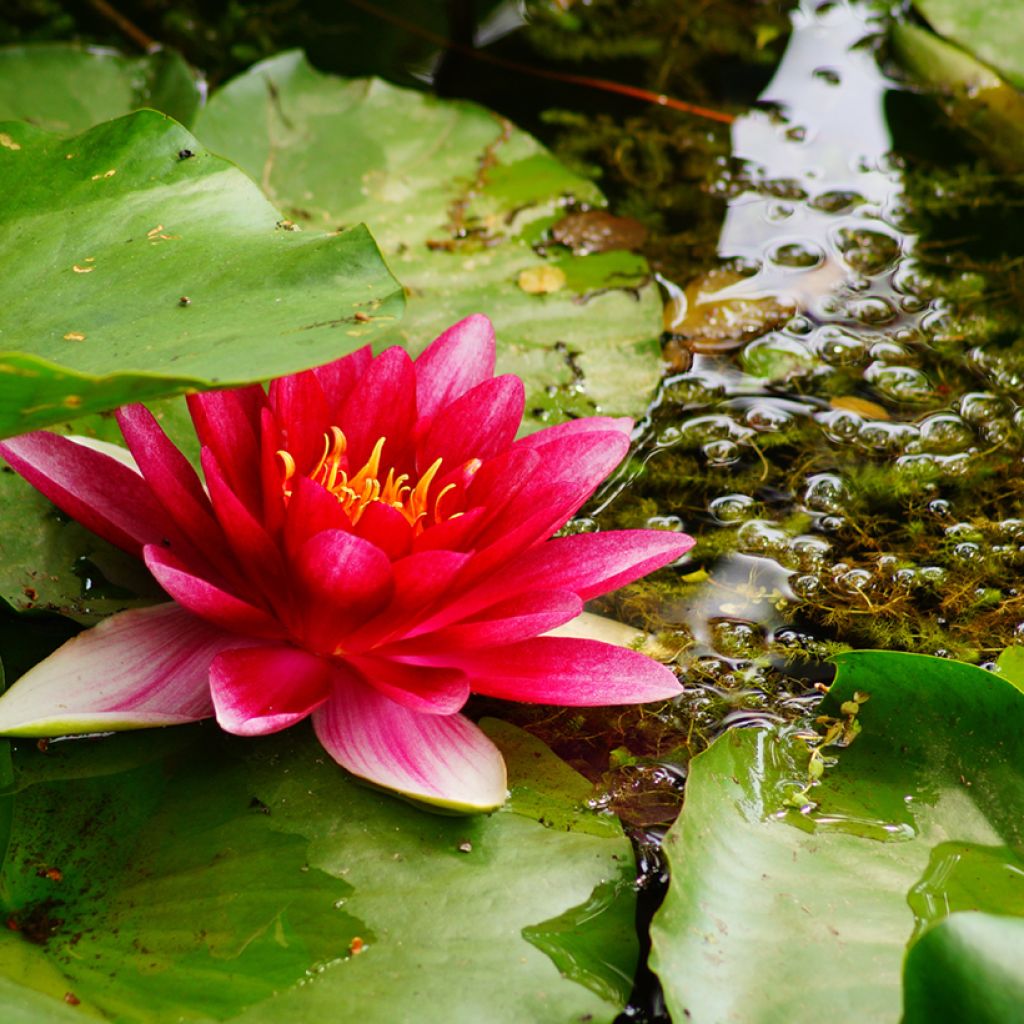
[194,51,664,429]
[649,650,1024,1024]
[891,22,1024,171]
[903,912,1024,1024]
[0,43,202,132]
[0,718,635,1023]
[912,0,1024,90]
[0,109,404,438]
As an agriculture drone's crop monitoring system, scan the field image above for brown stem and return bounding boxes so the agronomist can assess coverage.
[346,0,735,126]
[87,0,156,52]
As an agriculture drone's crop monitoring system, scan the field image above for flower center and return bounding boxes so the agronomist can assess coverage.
[277,427,475,532]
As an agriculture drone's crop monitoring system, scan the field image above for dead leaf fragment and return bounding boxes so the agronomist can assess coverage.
[830,395,890,420]
[0,133,21,151]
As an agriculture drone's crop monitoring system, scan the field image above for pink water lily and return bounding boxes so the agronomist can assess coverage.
[0,316,692,811]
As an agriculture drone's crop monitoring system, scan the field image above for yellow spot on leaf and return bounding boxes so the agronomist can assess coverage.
[90,169,117,180]
[63,396,83,408]
[518,265,566,294]
[0,133,21,151]
[63,332,86,342]
[147,225,164,237]
[72,265,94,274]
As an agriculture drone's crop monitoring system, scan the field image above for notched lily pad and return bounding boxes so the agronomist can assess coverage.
[194,51,664,429]
[0,109,403,438]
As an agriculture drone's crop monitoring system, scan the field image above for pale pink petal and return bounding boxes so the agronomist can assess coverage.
[429,636,684,705]
[210,645,333,736]
[346,654,470,714]
[414,314,496,420]
[418,375,524,472]
[0,604,250,735]
[144,545,285,639]
[313,672,508,811]
[0,431,175,557]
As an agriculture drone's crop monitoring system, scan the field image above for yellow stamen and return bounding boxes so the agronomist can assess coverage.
[281,428,465,534]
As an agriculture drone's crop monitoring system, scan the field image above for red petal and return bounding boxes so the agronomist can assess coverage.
[414,314,496,420]
[339,346,417,469]
[350,501,414,560]
[144,545,285,638]
[417,374,524,472]
[210,645,333,736]
[0,431,174,557]
[268,369,331,473]
[313,345,372,417]
[346,654,470,714]
[429,636,684,705]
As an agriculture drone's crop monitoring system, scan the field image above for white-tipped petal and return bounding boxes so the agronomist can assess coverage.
[313,669,508,813]
[0,603,250,736]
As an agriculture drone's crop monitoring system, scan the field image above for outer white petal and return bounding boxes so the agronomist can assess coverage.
[0,603,251,736]
[65,435,141,474]
[313,669,508,814]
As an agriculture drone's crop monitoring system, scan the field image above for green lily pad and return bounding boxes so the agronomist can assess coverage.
[903,912,1024,1024]
[0,43,201,134]
[194,51,664,429]
[912,0,1024,91]
[0,717,635,1023]
[649,650,1024,1024]
[0,109,404,439]
[891,21,1024,171]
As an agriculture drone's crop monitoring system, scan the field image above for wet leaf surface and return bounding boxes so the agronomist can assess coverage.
[650,650,1024,1024]
[0,719,634,1023]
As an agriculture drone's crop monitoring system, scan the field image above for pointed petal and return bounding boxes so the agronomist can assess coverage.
[347,655,470,714]
[397,590,583,648]
[414,314,496,420]
[0,431,174,557]
[339,346,417,469]
[0,604,249,735]
[418,375,524,472]
[313,345,372,416]
[65,435,140,472]
[187,388,264,513]
[210,645,333,736]
[432,636,684,705]
[116,405,237,579]
[268,370,331,472]
[513,415,633,449]
[143,545,285,639]
[313,674,507,812]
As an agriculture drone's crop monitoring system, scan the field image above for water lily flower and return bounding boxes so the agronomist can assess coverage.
[0,316,693,811]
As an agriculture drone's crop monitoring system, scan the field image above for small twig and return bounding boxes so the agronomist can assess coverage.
[87,0,156,52]
[346,0,735,126]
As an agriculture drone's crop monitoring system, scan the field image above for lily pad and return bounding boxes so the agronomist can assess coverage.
[0,109,403,438]
[649,650,1024,1024]
[194,51,664,429]
[0,718,635,1023]
[912,0,1024,91]
[903,912,1024,1024]
[0,43,202,132]
[891,21,1024,171]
